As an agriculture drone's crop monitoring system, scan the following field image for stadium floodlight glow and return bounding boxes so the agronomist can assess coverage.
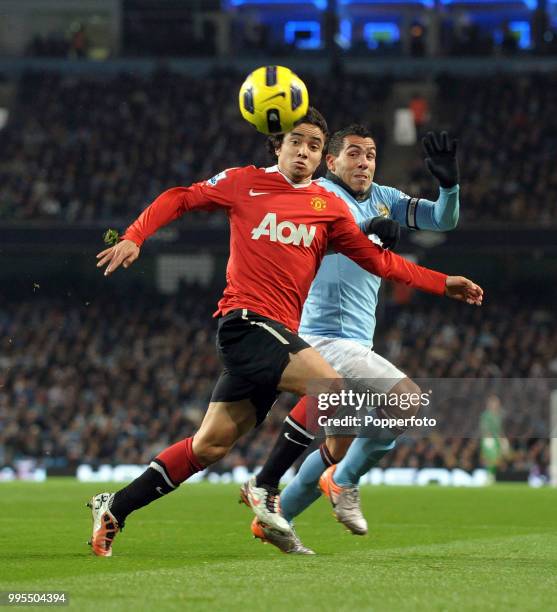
[226,0,543,8]
[494,21,531,48]
[363,22,400,50]
[439,0,536,6]
[284,20,322,49]
[335,19,352,49]
[227,0,327,9]
[339,0,433,5]
[509,21,531,49]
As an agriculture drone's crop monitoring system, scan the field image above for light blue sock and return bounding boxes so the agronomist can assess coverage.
[334,437,396,487]
[280,449,325,522]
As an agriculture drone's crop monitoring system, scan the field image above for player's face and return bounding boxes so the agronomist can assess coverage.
[486,395,501,413]
[326,135,376,194]
[275,123,325,183]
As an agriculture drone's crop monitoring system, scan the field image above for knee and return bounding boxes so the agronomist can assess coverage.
[193,428,236,466]
[389,378,422,419]
[325,436,353,462]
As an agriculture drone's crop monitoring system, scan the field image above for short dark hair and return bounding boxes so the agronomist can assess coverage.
[266,107,329,157]
[327,124,375,157]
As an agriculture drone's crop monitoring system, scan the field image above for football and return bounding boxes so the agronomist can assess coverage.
[238,65,309,135]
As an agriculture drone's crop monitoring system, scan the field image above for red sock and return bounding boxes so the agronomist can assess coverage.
[289,396,310,429]
[289,396,322,435]
[155,437,204,485]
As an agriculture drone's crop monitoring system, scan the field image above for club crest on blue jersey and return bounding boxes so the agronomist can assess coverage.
[376,203,390,217]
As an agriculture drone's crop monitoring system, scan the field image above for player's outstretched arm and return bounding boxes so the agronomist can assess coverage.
[421,131,460,230]
[96,240,140,276]
[95,168,240,276]
[392,187,460,231]
[389,131,460,231]
[330,211,483,305]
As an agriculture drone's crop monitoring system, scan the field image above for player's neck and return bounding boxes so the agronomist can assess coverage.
[276,164,312,187]
[326,171,372,202]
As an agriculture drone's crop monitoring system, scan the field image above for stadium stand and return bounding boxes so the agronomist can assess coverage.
[1,69,555,225]
[400,73,557,225]
[1,284,553,476]
[0,69,388,222]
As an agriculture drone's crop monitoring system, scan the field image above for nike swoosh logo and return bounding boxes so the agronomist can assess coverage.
[284,432,308,447]
[156,486,164,496]
[262,92,286,103]
[249,189,269,196]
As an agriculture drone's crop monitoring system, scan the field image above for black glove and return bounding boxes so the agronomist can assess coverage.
[361,217,400,250]
[422,131,459,188]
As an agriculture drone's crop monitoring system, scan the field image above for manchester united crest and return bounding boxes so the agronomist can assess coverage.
[310,197,327,211]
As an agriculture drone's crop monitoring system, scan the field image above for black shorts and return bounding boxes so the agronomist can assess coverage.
[210,309,309,425]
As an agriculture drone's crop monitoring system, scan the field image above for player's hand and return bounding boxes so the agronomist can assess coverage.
[423,131,459,188]
[96,239,140,276]
[362,217,401,250]
[445,276,483,305]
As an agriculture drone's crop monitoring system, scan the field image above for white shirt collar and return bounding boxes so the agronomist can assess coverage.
[265,165,313,189]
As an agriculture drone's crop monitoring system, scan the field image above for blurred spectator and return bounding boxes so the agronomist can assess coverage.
[69,24,89,59]
[409,92,430,136]
[409,22,426,57]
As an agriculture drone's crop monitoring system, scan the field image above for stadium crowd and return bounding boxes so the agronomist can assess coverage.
[0,69,387,223]
[401,73,557,225]
[1,284,554,477]
[2,69,555,226]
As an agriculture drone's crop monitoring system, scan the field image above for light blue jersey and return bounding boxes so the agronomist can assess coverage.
[299,178,459,346]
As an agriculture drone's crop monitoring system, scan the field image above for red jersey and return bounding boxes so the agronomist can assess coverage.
[123,165,447,331]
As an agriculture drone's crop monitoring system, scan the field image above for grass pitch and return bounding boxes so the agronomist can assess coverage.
[1,480,556,611]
